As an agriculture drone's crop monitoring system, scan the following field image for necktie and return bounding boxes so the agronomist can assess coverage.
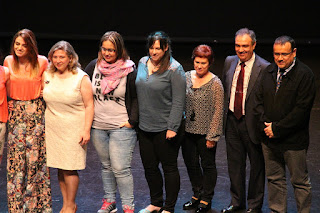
[276,69,285,93]
[234,62,245,119]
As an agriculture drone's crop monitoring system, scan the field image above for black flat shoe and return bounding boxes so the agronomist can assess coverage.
[196,202,211,213]
[183,198,200,210]
[246,208,262,213]
[221,205,245,213]
[159,208,172,213]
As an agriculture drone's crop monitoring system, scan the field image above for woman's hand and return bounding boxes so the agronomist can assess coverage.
[166,130,177,140]
[119,121,134,129]
[39,89,44,98]
[79,130,90,146]
[206,140,216,149]
[8,101,13,112]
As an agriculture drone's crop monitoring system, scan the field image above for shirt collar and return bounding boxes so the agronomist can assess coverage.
[277,58,296,75]
[238,52,255,68]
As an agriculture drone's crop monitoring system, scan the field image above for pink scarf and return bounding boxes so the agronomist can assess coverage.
[98,59,134,94]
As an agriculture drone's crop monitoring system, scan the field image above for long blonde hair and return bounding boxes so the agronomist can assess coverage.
[10,29,39,77]
[47,41,81,74]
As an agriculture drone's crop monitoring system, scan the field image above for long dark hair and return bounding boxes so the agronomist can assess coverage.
[147,31,172,74]
[10,29,39,76]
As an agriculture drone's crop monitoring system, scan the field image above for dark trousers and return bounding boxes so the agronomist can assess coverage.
[138,129,181,213]
[225,112,265,209]
[181,132,217,204]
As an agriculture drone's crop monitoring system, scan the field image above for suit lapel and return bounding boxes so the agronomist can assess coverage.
[246,58,261,100]
[226,58,238,98]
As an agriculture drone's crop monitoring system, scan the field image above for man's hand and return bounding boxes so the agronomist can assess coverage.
[264,122,274,138]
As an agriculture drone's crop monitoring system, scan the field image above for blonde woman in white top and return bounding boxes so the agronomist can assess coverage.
[43,41,94,213]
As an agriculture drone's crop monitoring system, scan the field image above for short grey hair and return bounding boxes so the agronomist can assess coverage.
[235,28,256,45]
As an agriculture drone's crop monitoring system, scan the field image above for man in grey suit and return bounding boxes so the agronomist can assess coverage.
[221,28,270,213]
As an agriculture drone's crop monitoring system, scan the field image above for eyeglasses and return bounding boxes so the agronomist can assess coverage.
[273,52,292,57]
[101,47,116,53]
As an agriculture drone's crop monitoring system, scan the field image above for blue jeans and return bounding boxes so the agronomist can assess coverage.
[91,127,137,208]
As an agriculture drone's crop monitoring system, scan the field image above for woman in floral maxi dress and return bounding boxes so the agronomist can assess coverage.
[3,29,52,213]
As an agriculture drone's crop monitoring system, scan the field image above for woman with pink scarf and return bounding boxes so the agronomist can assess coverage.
[84,31,138,213]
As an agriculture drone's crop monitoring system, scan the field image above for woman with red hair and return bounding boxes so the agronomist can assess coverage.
[182,45,224,212]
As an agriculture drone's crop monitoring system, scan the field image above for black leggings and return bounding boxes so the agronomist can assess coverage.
[181,132,217,203]
[138,129,181,213]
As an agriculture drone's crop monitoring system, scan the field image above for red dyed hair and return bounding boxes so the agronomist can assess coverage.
[191,44,214,65]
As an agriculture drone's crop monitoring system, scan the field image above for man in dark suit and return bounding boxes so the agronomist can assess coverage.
[221,28,270,213]
[255,36,316,213]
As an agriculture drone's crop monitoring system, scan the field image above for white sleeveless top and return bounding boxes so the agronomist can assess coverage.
[43,69,88,170]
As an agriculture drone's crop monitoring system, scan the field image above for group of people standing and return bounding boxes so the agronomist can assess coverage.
[1,29,94,213]
[0,27,316,213]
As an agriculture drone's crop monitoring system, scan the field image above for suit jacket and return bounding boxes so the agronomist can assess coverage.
[254,59,316,150]
[222,54,270,144]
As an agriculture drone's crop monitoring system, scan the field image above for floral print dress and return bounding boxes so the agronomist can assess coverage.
[7,98,52,213]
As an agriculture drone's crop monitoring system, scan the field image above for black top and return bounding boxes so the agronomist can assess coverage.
[255,59,316,150]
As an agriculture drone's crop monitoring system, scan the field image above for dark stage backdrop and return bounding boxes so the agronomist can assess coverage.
[0,1,319,104]
[1,1,319,43]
